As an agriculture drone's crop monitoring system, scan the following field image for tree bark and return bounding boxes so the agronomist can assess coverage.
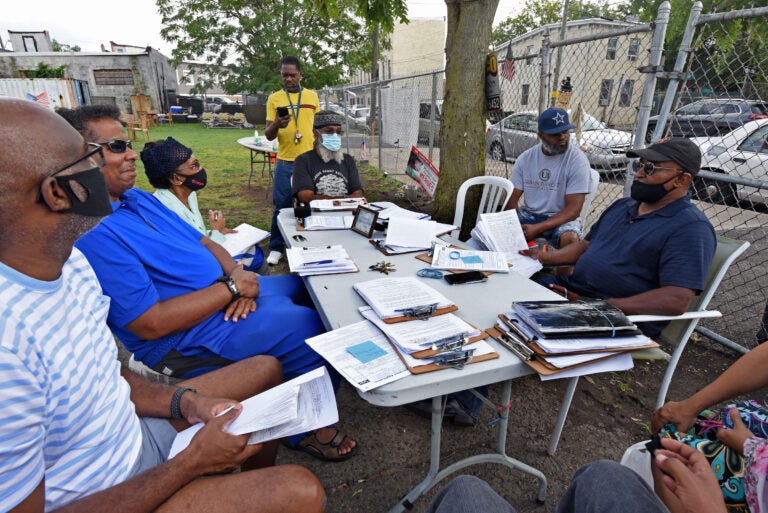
[433,0,499,234]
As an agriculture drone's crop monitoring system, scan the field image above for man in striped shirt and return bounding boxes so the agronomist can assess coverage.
[0,99,324,513]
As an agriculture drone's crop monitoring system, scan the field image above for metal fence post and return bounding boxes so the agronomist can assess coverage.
[428,72,438,161]
[539,28,551,115]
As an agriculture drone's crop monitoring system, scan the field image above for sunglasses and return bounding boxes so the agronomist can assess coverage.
[38,142,105,202]
[97,139,133,153]
[631,160,684,176]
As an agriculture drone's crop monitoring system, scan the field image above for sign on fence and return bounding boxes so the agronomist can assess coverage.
[405,146,439,199]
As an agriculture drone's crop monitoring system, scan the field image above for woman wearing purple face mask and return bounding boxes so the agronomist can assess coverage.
[141,137,266,273]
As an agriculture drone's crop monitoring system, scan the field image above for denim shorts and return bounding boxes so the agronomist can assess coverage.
[128,417,178,477]
[517,206,582,248]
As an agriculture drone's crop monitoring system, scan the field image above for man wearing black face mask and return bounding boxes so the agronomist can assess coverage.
[524,138,716,338]
[0,98,326,513]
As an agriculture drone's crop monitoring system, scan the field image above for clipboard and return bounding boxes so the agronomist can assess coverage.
[389,337,499,374]
[485,326,655,376]
[496,314,659,356]
[409,327,489,359]
[370,239,428,256]
[382,304,459,324]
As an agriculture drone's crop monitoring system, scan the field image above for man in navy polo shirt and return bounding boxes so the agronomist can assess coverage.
[528,138,716,338]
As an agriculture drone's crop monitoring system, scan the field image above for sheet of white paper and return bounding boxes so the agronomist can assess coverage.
[302,215,354,230]
[478,209,529,256]
[304,320,410,392]
[539,352,634,381]
[369,202,430,220]
[168,367,337,457]
[221,223,270,256]
[431,245,509,273]
[310,198,367,211]
[353,277,454,319]
[385,218,438,249]
[360,306,481,353]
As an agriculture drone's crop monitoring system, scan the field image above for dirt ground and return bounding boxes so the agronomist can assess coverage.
[120,176,766,513]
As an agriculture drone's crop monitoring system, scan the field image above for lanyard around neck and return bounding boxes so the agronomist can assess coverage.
[285,88,303,125]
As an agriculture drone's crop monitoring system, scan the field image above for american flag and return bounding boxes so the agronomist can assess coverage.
[35,91,50,108]
[361,138,368,160]
[501,44,516,81]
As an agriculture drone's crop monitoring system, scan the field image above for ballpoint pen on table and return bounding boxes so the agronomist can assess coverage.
[303,260,334,266]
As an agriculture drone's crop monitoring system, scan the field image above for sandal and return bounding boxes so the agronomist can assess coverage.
[287,428,358,462]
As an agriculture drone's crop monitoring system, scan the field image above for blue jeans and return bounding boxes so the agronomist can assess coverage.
[518,206,582,249]
[269,159,294,252]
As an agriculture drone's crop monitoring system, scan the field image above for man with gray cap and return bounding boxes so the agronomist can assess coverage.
[505,107,592,249]
[291,110,363,203]
[526,138,716,338]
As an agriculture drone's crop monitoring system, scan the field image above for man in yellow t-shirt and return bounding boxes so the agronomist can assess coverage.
[264,56,319,265]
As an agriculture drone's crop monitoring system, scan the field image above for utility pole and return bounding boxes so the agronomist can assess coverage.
[550,0,570,107]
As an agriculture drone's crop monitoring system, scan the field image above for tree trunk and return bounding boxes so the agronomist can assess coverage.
[432,0,499,234]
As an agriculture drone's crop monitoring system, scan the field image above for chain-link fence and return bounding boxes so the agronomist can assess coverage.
[324,2,768,353]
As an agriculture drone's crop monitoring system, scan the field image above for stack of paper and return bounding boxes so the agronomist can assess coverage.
[353,277,456,321]
[310,198,367,211]
[286,245,357,276]
[221,223,270,257]
[469,210,543,278]
[168,366,338,456]
[489,310,654,380]
[379,217,457,254]
[431,245,509,273]
[302,215,354,231]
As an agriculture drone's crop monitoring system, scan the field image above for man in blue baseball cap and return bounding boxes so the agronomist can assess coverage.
[505,107,592,249]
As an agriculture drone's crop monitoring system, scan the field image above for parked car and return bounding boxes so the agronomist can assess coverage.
[485,111,632,172]
[646,98,768,142]
[418,100,442,144]
[693,118,768,205]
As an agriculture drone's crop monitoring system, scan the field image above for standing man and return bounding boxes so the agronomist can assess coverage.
[505,108,592,249]
[292,110,364,203]
[264,56,320,265]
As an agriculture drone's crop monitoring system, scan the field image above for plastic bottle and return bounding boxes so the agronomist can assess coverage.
[254,129,259,143]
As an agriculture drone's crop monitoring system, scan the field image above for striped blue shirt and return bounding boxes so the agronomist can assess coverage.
[0,248,141,512]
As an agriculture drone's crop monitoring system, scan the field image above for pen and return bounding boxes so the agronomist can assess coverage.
[303,259,333,265]
[214,212,219,221]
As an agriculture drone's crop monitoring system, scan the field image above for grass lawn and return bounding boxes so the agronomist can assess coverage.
[130,123,404,232]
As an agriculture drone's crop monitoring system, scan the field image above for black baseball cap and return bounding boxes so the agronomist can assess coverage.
[626,138,701,176]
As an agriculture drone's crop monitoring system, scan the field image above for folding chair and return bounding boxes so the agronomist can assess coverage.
[449,176,513,242]
[546,235,750,455]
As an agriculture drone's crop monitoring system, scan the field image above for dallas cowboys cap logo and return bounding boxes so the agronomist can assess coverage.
[553,112,565,125]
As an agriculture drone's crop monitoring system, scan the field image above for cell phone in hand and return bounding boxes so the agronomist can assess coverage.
[276,106,289,117]
[444,271,487,285]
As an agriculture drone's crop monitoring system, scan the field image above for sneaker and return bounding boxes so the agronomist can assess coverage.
[267,250,283,265]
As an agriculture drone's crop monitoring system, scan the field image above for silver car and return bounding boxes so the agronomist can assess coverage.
[695,118,768,205]
[485,111,632,172]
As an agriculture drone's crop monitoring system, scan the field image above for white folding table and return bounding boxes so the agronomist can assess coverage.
[277,208,564,512]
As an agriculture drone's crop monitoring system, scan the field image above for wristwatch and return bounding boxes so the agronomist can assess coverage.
[216,275,241,301]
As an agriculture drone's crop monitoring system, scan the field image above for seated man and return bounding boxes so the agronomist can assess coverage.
[505,107,592,249]
[291,110,364,203]
[527,138,717,338]
[0,98,324,513]
[59,105,356,461]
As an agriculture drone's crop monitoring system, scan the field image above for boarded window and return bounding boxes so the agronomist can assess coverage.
[619,80,634,107]
[599,79,613,106]
[93,69,134,86]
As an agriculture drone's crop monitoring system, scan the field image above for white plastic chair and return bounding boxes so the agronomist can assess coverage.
[579,169,600,229]
[450,176,513,241]
[547,235,750,455]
